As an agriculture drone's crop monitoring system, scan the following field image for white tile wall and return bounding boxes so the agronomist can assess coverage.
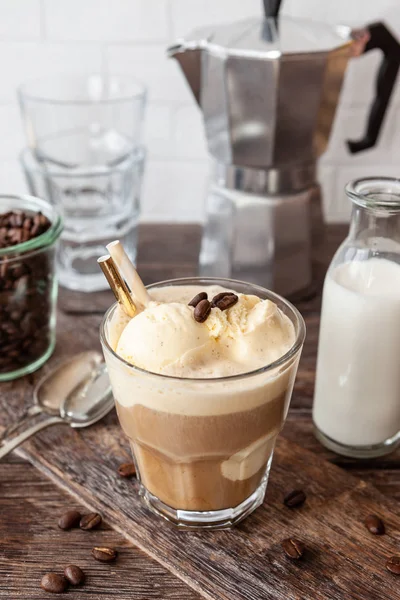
[0,41,102,102]
[105,44,193,104]
[0,105,24,159]
[44,0,169,42]
[143,160,209,222]
[0,0,41,40]
[0,158,29,195]
[0,0,399,222]
[284,0,400,29]
[169,0,262,37]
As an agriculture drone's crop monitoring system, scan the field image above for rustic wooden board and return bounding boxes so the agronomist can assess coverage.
[7,414,400,600]
[3,223,400,599]
[0,458,201,599]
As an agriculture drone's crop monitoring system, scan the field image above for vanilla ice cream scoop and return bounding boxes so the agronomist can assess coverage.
[223,295,295,368]
[116,302,210,373]
[114,286,295,378]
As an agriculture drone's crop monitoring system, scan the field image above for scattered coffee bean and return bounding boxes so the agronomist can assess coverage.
[386,556,400,575]
[58,509,82,530]
[211,292,239,311]
[40,573,68,594]
[284,489,306,509]
[64,565,85,586]
[364,514,385,535]
[80,512,102,530]
[193,298,211,323]
[91,546,118,562]
[281,538,305,560]
[117,462,136,478]
[188,292,208,308]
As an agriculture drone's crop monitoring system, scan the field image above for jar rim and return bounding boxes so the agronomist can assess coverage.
[0,194,63,259]
[346,177,400,212]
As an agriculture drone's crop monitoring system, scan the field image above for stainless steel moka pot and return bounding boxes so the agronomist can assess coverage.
[168,1,400,297]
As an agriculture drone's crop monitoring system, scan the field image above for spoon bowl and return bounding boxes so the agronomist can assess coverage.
[0,353,114,460]
[61,364,113,427]
[0,351,104,442]
[36,351,104,415]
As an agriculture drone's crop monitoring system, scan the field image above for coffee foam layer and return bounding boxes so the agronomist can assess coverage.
[106,351,297,416]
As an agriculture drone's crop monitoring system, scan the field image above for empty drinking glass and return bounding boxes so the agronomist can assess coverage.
[21,147,145,292]
[18,74,146,169]
[18,74,147,291]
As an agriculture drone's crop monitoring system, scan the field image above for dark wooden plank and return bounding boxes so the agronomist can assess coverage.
[0,462,201,599]
[10,429,400,600]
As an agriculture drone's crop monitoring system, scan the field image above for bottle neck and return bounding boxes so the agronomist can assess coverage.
[346,178,400,247]
[348,203,400,244]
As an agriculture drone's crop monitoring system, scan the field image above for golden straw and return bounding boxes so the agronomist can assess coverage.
[98,255,136,317]
[106,240,150,308]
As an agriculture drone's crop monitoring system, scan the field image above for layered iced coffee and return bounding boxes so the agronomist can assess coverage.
[101,279,305,527]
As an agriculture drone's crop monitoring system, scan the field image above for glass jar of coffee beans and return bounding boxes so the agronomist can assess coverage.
[0,195,62,381]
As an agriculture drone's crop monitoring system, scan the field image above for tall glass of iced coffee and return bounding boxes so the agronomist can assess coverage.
[101,278,305,528]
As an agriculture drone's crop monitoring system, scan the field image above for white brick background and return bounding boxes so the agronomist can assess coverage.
[0,0,399,222]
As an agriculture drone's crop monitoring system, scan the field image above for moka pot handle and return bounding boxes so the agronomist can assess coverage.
[347,22,400,153]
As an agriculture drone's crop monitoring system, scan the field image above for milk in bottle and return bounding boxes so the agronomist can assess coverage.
[313,177,400,458]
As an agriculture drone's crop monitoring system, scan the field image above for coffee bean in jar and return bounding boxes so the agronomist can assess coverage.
[0,195,62,381]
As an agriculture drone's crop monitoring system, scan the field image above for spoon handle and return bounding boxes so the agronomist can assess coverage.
[0,405,42,442]
[0,416,64,460]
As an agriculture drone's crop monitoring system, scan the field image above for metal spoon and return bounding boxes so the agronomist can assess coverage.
[0,351,104,441]
[0,359,113,460]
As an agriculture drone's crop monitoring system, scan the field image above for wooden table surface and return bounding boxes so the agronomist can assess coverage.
[2,222,400,599]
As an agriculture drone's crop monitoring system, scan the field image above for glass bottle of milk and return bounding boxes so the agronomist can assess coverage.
[313,177,400,458]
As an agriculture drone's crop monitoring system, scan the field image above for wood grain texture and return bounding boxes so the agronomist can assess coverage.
[9,427,400,600]
[2,223,400,599]
[0,462,201,599]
